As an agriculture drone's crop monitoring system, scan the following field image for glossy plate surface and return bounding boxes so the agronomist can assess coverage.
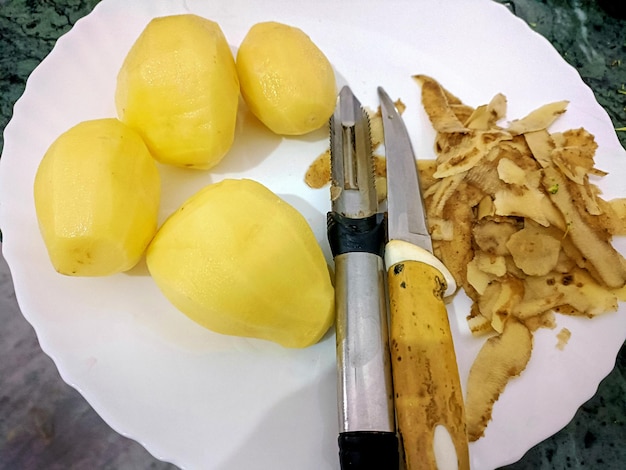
[1,0,625,468]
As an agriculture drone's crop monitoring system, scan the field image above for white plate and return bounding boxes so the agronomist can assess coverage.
[2,0,625,468]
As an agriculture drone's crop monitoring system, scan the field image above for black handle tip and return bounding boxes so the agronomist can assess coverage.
[338,431,400,470]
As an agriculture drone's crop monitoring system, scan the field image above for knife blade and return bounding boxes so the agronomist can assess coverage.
[328,86,399,470]
[378,86,470,470]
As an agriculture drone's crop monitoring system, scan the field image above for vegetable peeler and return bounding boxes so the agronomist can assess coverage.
[328,86,400,470]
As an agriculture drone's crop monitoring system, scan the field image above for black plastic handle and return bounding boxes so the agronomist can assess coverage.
[327,212,386,257]
[338,431,400,470]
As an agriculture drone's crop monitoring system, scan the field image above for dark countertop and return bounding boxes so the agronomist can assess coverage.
[1,0,625,469]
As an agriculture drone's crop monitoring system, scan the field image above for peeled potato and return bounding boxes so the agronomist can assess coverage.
[34,118,160,276]
[236,21,336,135]
[146,179,335,348]
[116,14,239,169]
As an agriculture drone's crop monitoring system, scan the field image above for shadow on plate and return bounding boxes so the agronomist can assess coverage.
[215,361,339,470]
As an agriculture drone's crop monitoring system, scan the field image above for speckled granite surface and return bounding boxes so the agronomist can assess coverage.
[1,0,625,469]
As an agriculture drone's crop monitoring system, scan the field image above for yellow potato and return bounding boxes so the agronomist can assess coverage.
[236,21,336,135]
[116,14,239,169]
[34,118,160,276]
[146,179,335,348]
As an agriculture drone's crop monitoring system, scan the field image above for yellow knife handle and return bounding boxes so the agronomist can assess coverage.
[388,259,469,470]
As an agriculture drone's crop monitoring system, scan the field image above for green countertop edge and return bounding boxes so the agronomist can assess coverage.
[0,0,625,469]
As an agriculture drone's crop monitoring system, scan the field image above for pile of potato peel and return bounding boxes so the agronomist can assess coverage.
[305,75,626,441]
[415,74,626,318]
[416,74,626,440]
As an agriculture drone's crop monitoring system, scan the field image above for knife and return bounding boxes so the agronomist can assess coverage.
[328,86,399,470]
[378,87,470,470]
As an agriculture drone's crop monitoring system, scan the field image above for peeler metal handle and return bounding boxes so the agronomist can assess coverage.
[329,212,399,470]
